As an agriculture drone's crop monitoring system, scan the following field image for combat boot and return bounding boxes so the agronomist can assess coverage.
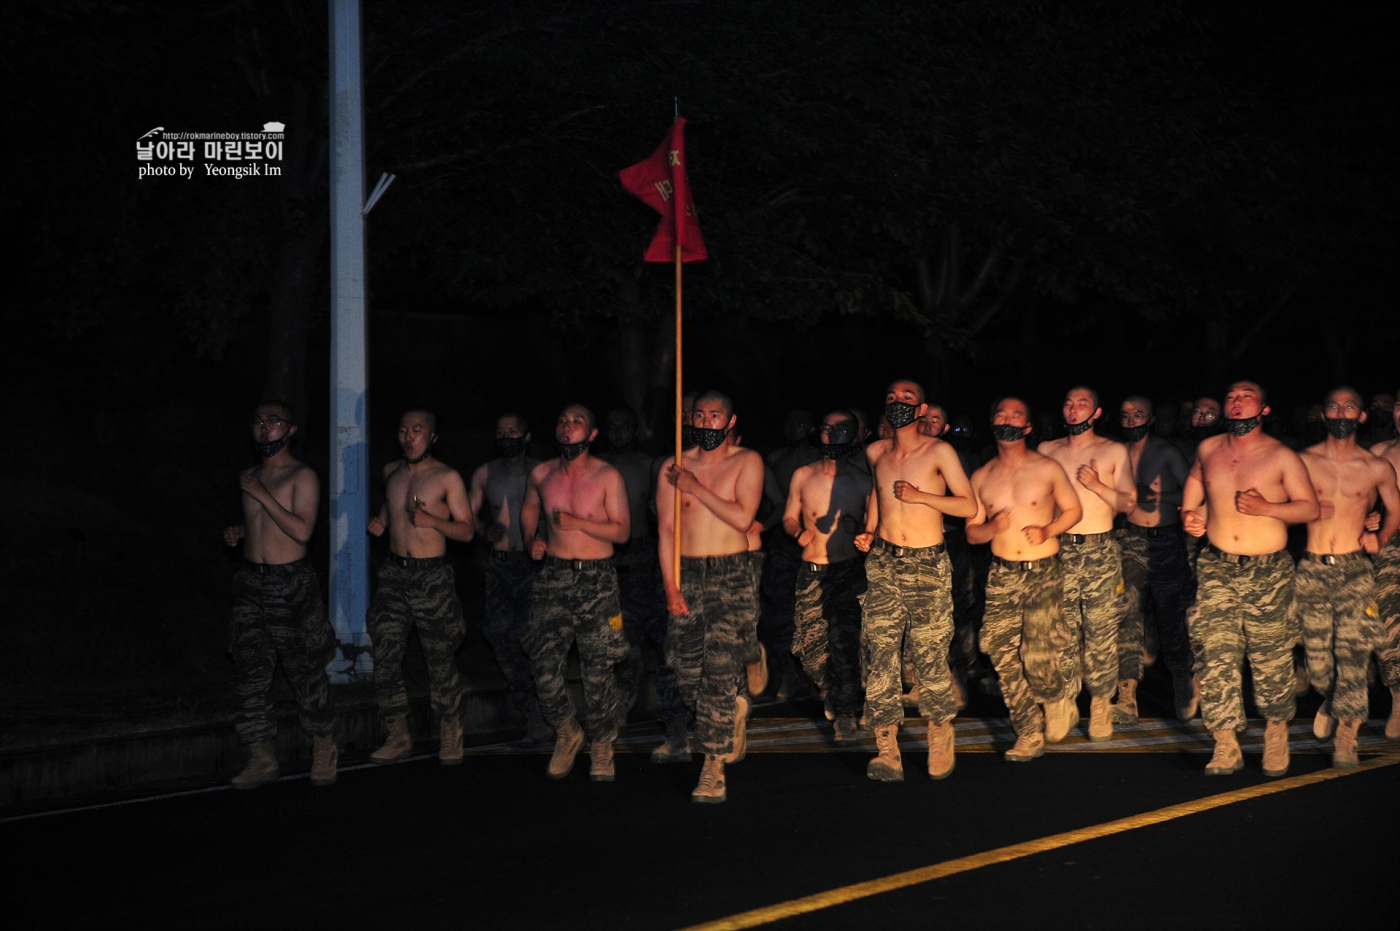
[927,721,955,780]
[833,715,858,745]
[866,725,903,781]
[589,740,616,782]
[746,643,769,697]
[1261,719,1290,778]
[1332,719,1361,769]
[721,695,751,764]
[547,717,584,779]
[692,754,727,803]
[370,714,413,765]
[525,704,554,745]
[439,712,463,766]
[1388,688,1400,740]
[1173,673,1200,720]
[1045,695,1077,744]
[1111,678,1139,725]
[1088,695,1113,742]
[310,734,338,787]
[651,715,691,763]
[1004,730,1045,763]
[232,740,280,789]
[1205,729,1244,775]
[1313,700,1336,740]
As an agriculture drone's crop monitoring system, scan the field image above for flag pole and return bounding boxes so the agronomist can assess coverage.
[673,239,683,584]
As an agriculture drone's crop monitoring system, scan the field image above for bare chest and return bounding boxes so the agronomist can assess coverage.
[1203,449,1278,499]
[541,469,606,515]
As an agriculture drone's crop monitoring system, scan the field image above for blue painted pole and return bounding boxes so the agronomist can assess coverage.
[328,0,371,682]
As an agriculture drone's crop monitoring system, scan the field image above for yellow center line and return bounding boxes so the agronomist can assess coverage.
[678,753,1400,931]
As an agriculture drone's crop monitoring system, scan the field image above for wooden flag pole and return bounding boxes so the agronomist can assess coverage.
[673,240,683,583]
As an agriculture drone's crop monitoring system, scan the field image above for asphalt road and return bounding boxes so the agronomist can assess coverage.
[7,712,1397,930]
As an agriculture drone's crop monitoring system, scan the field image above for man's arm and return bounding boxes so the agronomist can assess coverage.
[1181,459,1208,537]
[521,466,545,559]
[467,463,491,537]
[555,469,631,544]
[1235,451,1320,524]
[656,456,687,615]
[410,471,475,542]
[1078,446,1137,514]
[782,468,814,545]
[241,466,319,545]
[1026,463,1083,544]
[1367,460,1400,551]
[964,472,1001,545]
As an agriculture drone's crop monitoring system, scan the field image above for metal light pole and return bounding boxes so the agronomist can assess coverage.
[328,0,371,682]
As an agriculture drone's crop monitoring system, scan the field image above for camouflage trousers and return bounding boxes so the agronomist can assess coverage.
[229,560,336,745]
[762,533,801,653]
[1297,552,1383,721]
[793,557,866,719]
[1119,524,1194,680]
[522,557,628,743]
[980,557,1070,737]
[946,527,983,675]
[1059,534,1123,700]
[483,551,542,720]
[861,541,956,728]
[368,556,465,718]
[1188,545,1298,733]
[666,553,753,755]
[742,551,766,667]
[1376,542,1400,690]
[620,541,685,724]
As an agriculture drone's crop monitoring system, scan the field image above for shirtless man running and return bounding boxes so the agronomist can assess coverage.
[1182,381,1319,777]
[467,413,550,743]
[784,410,872,744]
[1040,387,1136,742]
[1299,387,1400,765]
[658,390,764,803]
[967,398,1083,762]
[763,408,821,700]
[223,401,337,789]
[856,380,976,781]
[1117,395,1196,723]
[520,405,631,781]
[1371,389,1400,739]
[366,410,476,765]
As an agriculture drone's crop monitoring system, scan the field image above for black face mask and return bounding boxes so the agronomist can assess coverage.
[693,427,728,451]
[496,437,524,459]
[991,423,1027,442]
[1323,418,1359,440]
[681,424,697,451]
[1064,418,1095,436]
[254,438,287,458]
[557,438,589,461]
[1120,423,1151,443]
[884,401,919,431]
[820,441,854,460]
[1224,415,1261,437]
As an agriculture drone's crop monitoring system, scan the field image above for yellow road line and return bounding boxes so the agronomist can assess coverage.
[678,753,1400,931]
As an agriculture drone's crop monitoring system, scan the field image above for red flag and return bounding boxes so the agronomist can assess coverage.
[618,118,707,262]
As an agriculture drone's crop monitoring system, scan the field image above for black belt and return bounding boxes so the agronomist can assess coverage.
[871,538,946,558]
[243,558,307,576]
[1060,530,1115,545]
[490,549,528,562]
[1124,523,1180,538]
[387,553,446,570]
[1204,543,1288,567]
[992,554,1058,572]
[544,555,614,572]
[802,558,860,574]
[680,553,750,569]
[1303,551,1368,566]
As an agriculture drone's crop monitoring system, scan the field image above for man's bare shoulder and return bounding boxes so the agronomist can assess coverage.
[865,438,893,462]
[1039,437,1070,455]
[1030,449,1069,479]
[529,459,556,483]
[728,446,763,467]
[1092,435,1127,454]
[383,460,406,481]
[470,461,490,484]
[591,457,625,482]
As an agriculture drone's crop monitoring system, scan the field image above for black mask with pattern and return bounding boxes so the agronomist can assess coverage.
[1323,418,1359,440]
[1120,423,1151,443]
[557,438,589,461]
[884,401,919,430]
[693,427,728,451]
[1064,418,1095,436]
[496,437,525,459]
[681,424,698,451]
[254,438,287,458]
[820,441,855,460]
[991,423,1028,442]
[1224,415,1261,437]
